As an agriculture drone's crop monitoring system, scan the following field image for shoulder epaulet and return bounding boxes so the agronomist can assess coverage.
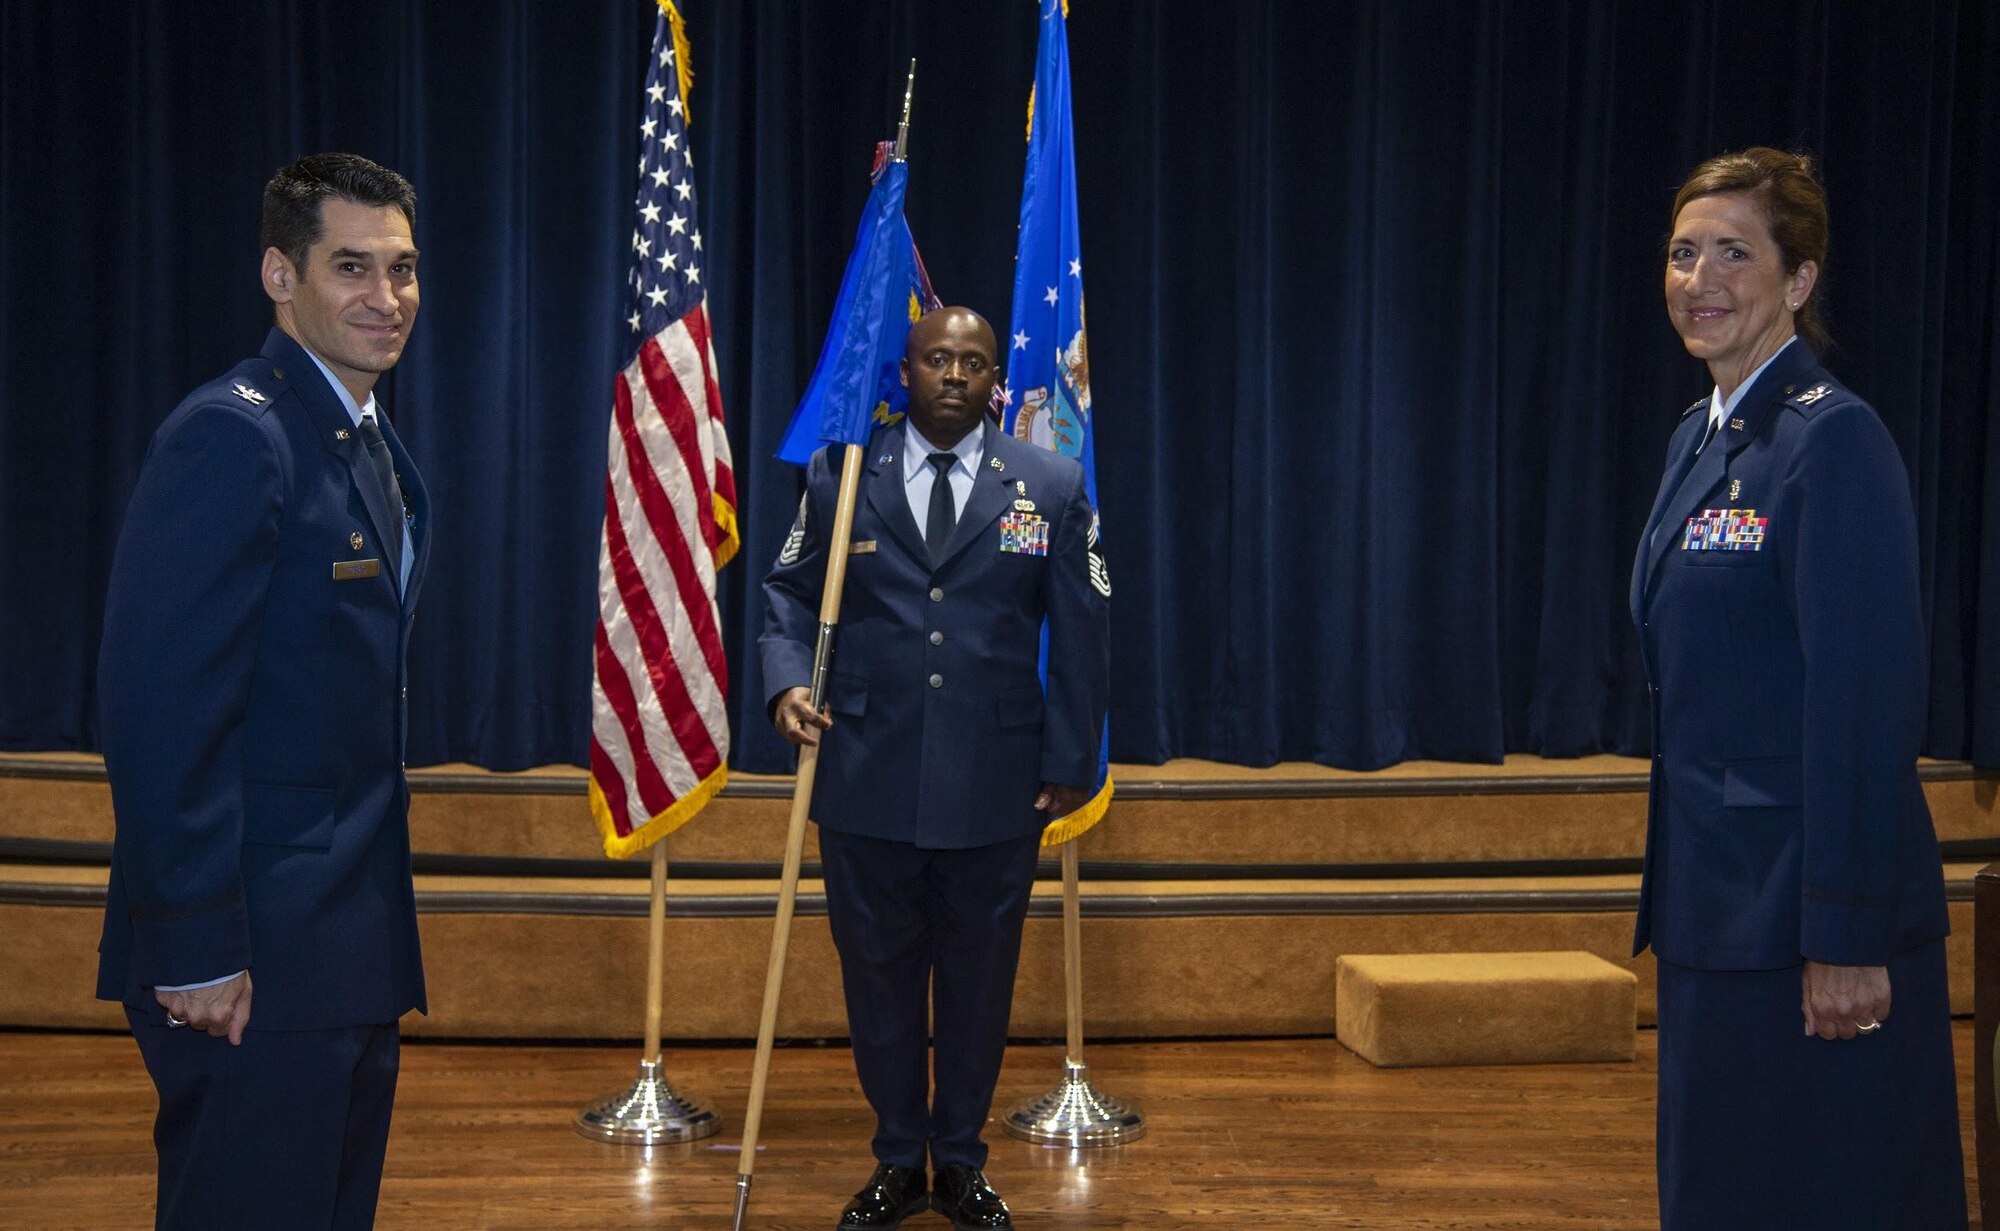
[1782,380,1850,419]
[188,358,283,419]
[1678,398,1706,421]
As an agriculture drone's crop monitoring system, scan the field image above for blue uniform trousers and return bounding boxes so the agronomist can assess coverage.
[1655,940,1965,1229]
[818,826,1042,1171]
[127,1010,401,1231]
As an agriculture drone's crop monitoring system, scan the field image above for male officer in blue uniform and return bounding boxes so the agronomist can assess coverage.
[762,306,1109,1230]
[97,152,429,1230]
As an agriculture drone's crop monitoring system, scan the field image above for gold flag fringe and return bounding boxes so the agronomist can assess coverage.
[659,0,696,124]
[591,761,729,859]
[1039,771,1112,846]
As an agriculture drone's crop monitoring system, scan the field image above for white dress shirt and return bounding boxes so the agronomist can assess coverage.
[903,424,984,536]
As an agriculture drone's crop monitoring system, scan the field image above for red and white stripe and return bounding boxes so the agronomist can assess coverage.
[589,304,737,854]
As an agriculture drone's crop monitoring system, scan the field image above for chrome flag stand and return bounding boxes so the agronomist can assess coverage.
[1003,840,1143,1147]
[575,844,721,1145]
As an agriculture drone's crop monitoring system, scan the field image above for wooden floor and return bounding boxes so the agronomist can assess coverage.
[0,1026,1980,1230]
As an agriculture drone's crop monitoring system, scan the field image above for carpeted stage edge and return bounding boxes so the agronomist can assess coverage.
[1,754,1990,1041]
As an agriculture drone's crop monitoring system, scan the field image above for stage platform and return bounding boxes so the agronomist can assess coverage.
[2,753,1992,1039]
[0,1025,1980,1229]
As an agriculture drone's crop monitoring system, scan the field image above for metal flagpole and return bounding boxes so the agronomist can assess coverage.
[576,843,722,1144]
[732,61,918,1230]
[1002,838,1144,1146]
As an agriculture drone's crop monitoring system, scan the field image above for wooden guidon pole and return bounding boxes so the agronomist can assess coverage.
[732,442,866,1229]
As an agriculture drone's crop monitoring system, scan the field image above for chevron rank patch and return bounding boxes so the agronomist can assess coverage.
[1682,508,1768,552]
[1087,514,1111,598]
[778,493,807,565]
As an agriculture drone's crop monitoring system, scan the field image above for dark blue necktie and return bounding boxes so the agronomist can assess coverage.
[357,412,404,580]
[925,452,956,566]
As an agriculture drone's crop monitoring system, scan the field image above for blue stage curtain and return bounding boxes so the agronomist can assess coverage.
[2,0,1996,773]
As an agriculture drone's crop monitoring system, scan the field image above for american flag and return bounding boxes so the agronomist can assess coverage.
[589,0,738,859]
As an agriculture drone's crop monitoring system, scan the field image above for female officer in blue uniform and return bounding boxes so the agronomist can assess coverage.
[1632,148,1964,1227]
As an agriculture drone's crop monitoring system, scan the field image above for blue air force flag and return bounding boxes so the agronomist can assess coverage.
[777,144,939,464]
[1003,0,1113,843]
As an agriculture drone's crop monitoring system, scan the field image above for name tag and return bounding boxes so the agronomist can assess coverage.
[334,558,383,580]
[848,539,878,555]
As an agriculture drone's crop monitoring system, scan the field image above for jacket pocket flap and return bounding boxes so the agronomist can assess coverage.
[996,686,1044,729]
[242,782,337,849]
[1722,757,1803,808]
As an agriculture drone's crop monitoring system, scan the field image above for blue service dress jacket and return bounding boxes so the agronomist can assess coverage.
[1630,341,1950,971]
[760,420,1109,849]
[96,327,430,1030]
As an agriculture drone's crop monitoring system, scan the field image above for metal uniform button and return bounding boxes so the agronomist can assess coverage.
[929,631,944,646]
[929,674,943,689]
[929,587,944,602]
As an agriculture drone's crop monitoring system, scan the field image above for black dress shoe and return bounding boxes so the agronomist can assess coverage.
[837,1162,928,1229]
[931,1163,1013,1229]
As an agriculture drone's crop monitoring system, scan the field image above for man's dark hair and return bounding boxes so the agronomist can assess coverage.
[261,153,417,274]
